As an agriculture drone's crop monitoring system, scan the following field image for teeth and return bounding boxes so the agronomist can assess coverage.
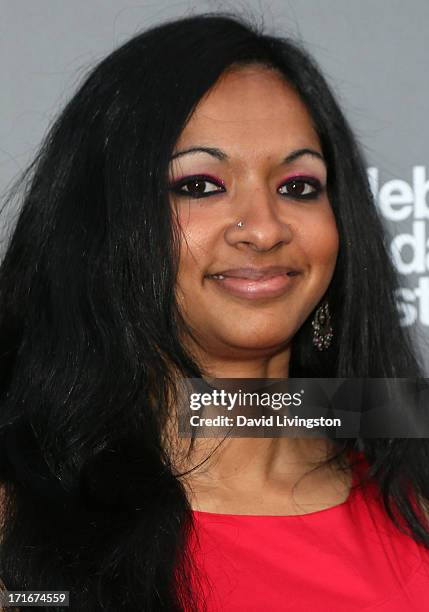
[210,271,297,280]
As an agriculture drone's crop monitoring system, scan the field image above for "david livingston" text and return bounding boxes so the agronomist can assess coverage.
[189,414,342,429]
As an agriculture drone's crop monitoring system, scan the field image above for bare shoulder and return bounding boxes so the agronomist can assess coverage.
[411,491,429,539]
[417,492,429,522]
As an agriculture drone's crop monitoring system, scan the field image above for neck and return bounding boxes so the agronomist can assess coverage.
[187,341,292,379]
[167,342,346,513]
[177,436,347,516]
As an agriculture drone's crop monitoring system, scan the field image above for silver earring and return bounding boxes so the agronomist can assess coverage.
[237,220,244,228]
[312,301,333,350]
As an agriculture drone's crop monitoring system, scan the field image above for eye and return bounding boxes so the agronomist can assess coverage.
[169,175,226,199]
[278,177,322,200]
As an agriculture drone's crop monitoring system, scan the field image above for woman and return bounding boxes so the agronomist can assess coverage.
[0,12,428,612]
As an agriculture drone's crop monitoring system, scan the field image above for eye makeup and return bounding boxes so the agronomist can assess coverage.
[168,172,325,201]
[168,174,226,199]
[276,174,324,200]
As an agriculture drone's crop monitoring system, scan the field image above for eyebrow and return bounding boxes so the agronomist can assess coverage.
[170,146,326,165]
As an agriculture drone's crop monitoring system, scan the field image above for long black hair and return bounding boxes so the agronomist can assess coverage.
[0,12,427,612]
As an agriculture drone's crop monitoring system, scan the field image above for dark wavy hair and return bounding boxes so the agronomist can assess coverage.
[0,12,427,612]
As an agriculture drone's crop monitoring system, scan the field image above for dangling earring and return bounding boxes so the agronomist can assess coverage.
[312,301,333,350]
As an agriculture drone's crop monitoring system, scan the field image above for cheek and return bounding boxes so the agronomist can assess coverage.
[176,219,213,300]
[176,206,223,271]
[302,209,339,267]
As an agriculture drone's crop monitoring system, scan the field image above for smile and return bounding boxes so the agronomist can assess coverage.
[206,271,300,300]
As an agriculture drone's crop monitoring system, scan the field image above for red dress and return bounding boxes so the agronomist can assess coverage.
[188,452,429,611]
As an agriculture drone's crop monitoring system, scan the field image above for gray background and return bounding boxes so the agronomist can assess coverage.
[1,0,428,373]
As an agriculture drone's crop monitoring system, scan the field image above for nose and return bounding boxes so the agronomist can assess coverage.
[224,183,293,252]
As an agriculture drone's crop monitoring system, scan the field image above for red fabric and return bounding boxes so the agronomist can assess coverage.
[188,452,429,611]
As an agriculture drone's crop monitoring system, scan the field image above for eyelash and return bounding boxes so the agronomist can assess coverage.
[169,175,226,199]
[168,174,323,200]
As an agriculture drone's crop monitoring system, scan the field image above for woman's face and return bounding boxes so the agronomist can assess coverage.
[168,65,339,360]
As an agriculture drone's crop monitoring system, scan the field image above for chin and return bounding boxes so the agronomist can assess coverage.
[219,330,293,353]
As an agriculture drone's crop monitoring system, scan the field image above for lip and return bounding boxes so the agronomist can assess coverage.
[205,266,301,300]
[207,265,300,279]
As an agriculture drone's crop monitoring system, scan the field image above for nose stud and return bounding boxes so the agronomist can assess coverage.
[237,220,244,228]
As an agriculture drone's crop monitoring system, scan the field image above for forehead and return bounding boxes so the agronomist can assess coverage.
[176,65,321,154]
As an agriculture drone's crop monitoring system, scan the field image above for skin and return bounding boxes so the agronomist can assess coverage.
[168,65,351,515]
